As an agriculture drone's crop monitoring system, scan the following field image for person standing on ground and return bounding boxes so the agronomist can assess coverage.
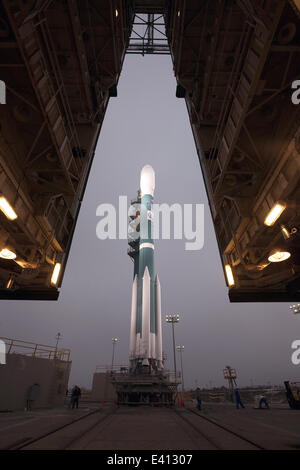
[196,387,202,411]
[70,385,81,409]
[26,383,41,411]
[234,388,245,409]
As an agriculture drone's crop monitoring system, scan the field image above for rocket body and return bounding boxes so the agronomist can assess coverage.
[128,165,163,371]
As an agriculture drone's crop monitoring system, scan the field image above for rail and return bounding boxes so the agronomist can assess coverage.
[95,364,181,386]
[0,337,71,362]
[95,364,128,373]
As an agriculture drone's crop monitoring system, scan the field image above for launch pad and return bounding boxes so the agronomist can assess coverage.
[111,370,180,406]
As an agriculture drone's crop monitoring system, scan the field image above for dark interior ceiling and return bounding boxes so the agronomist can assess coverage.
[0,0,299,302]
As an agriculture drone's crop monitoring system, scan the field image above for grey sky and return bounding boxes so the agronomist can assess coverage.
[1,54,299,389]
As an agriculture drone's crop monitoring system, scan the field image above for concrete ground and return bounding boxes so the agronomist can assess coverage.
[64,405,257,450]
[0,404,99,449]
[195,402,300,450]
[0,401,299,450]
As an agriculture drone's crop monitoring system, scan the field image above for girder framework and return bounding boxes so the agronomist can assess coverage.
[0,0,130,299]
[127,13,170,55]
[0,0,299,302]
[168,0,300,301]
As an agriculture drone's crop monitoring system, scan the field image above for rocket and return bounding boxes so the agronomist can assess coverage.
[128,165,163,372]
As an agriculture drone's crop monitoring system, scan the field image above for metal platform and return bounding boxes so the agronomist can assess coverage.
[111,370,180,405]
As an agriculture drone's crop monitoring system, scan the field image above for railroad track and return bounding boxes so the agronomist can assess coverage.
[5,405,266,450]
[6,406,118,450]
[173,408,266,450]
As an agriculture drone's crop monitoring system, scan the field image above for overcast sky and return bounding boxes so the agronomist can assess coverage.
[1,54,300,389]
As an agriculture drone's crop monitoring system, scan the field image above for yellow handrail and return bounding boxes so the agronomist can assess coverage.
[0,337,71,361]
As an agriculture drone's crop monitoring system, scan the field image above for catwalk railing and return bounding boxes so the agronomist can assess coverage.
[0,337,71,362]
[95,364,129,373]
[95,364,181,384]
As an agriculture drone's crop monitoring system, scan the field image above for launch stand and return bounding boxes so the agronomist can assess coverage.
[111,370,180,406]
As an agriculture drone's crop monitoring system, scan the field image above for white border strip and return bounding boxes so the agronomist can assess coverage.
[140,243,154,250]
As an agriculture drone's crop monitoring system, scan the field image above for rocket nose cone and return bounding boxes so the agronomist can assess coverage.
[140,165,155,196]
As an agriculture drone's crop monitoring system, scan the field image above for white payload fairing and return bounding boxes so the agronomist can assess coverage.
[128,165,163,372]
